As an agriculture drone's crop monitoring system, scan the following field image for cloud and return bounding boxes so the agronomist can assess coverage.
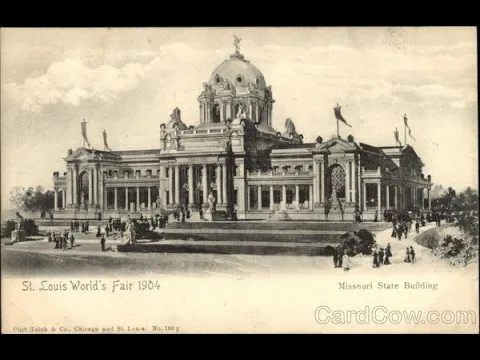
[3,58,146,113]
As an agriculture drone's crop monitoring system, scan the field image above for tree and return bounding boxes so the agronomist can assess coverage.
[432,186,478,213]
[430,184,444,199]
[9,186,54,216]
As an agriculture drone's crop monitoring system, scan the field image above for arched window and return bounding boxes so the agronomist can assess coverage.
[236,74,244,84]
[256,77,260,85]
[212,104,221,123]
[258,106,263,123]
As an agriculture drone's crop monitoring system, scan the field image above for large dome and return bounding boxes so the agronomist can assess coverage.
[209,53,266,88]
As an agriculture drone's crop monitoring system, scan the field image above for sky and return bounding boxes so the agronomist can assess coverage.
[1,27,478,209]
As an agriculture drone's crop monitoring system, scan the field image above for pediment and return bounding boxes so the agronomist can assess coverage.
[322,137,358,153]
[65,147,120,162]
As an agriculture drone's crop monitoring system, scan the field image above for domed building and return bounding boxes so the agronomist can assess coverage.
[52,40,433,221]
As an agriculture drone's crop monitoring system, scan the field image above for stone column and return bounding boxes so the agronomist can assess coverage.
[386,185,390,209]
[313,161,318,204]
[309,185,313,211]
[114,187,118,210]
[136,187,140,212]
[216,164,222,204]
[428,189,431,209]
[257,185,262,210]
[202,165,208,204]
[295,185,300,210]
[66,169,71,205]
[220,102,224,122]
[188,165,194,205]
[345,162,350,202]
[73,167,77,205]
[255,103,259,122]
[88,168,93,205]
[377,182,381,212]
[222,164,227,205]
[320,162,325,203]
[199,104,203,123]
[351,160,356,204]
[270,185,274,210]
[226,101,231,120]
[93,167,98,205]
[99,173,104,211]
[168,167,173,205]
[282,185,287,210]
[249,101,253,119]
[247,185,251,210]
[148,187,151,210]
[363,182,367,212]
[394,185,398,209]
[54,190,58,210]
[62,189,66,209]
[174,166,180,205]
[125,187,129,210]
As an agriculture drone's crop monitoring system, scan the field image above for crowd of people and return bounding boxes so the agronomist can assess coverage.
[47,230,75,250]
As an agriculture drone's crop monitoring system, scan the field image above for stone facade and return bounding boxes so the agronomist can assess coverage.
[53,46,432,220]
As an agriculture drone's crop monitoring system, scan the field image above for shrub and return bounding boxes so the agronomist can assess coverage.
[339,229,376,256]
[432,234,479,267]
[1,218,38,238]
[1,220,16,238]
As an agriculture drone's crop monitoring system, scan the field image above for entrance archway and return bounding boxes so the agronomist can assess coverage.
[327,164,346,200]
[78,171,89,206]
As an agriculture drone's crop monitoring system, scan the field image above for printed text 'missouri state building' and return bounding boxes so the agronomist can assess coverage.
[52,40,433,220]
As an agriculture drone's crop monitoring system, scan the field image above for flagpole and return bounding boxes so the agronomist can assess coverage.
[337,118,339,138]
[404,123,407,146]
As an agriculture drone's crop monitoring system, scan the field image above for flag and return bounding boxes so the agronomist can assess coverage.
[394,128,402,146]
[334,104,352,127]
[103,130,111,151]
[408,128,416,141]
[81,120,90,147]
[403,113,410,130]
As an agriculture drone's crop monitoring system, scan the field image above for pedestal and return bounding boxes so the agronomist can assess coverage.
[11,230,26,243]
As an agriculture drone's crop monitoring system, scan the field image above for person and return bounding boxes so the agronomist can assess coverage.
[333,250,338,268]
[100,234,106,252]
[415,220,420,234]
[69,231,75,249]
[410,246,416,264]
[63,234,68,250]
[404,247,411,263]
[384,244,392,265]
[96,226,101,237]
[391,224,397,238]
[342,251,351,271]
[397,225,402,241]
[372,249,379,268]
[374,210,378,222]
[336,246,343,268]
[378,248,385,266]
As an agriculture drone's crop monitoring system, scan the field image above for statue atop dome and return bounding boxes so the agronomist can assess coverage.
[233,34,242,52]
[230,34,246,61]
